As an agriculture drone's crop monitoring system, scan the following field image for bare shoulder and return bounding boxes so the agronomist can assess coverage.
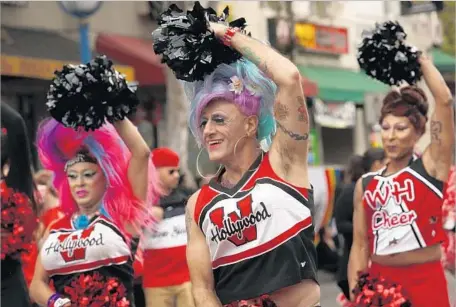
[353,178,363,205]
[186,189,201,215]
[185,189,203,241]
[355,177,363,193]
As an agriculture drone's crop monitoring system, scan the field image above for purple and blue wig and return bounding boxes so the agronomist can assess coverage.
[36,119,160,233]
[185,59,277,151]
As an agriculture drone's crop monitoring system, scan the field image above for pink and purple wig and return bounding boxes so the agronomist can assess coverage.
[36,118,160,232]
[184,59,277,151]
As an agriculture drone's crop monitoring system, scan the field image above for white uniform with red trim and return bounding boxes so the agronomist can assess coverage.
[194,153,318,305]
[142,193,190,288]
[41,214,137,301]
[362,156,446,255]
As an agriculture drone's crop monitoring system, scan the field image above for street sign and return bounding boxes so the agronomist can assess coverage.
[294,22,349,55]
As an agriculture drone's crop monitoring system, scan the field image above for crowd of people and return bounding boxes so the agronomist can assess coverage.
[1,14,455,307]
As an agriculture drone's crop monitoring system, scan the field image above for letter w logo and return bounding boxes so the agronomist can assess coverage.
[364,185,391,210]
[209,195,257,246]
[57,226,95,263]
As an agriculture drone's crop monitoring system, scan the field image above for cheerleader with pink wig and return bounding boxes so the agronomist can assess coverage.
[29,62,160,306]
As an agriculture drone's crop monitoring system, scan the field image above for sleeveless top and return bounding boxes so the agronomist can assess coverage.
[142,189,190,287]
[362,156,446,256]
[41,214,138,303]
[194,153,318,305]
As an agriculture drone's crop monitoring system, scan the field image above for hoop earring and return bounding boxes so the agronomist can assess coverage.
[196,147,222,180]
[233,135,250,159]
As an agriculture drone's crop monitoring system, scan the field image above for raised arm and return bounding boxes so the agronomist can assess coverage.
[420,55,455,182]
[112,118,150,201]
[347,178,369,300]
[185,191,222,307]
[210,24,310,173]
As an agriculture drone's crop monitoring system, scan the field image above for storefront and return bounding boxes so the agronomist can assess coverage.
[431,47,455,95]
[293,21,388,166]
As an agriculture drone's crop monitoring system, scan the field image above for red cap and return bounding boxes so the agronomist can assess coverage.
[151,147,180,168]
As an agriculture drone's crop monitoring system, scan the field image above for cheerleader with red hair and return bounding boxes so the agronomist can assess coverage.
[348,54,454,306]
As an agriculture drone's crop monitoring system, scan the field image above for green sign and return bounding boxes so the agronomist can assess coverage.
[308,128,320,165]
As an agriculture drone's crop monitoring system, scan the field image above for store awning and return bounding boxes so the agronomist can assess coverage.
[431,48,455,73]
[298,65,388,103]
[1,27,135,81]
[96,33,165,86]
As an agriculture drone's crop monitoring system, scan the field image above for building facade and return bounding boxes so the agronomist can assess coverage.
[1,1,165,166]
[224,0,447,166]
[1,1,452,172]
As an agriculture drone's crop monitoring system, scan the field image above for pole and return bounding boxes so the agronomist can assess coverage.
[285,2,294,63]
[79,19,91,64]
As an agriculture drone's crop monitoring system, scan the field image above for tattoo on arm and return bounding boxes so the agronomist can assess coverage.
[276,121,309,141]
[185,206,192,240]
[431,120,442,145]
[273,101,289,121]
[239,46,269,75]
[296,96,309,123]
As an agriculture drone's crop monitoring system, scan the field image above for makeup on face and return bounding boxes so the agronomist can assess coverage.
[199,101,250,162]
[381,115,418,159]
[66,162,106,208]
[200,111,233,151]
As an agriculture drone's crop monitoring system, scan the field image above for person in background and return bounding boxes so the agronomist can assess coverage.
[142,148,195,307]
[34,170,60,214]
[178,174,197,197]
[360,148,387,177]
[334,149,385,301]
[133,245,146,307]
[1,102,36,307]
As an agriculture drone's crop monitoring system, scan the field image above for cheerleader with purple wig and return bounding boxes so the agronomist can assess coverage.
[151,3,320,306]
[29,57,161,307]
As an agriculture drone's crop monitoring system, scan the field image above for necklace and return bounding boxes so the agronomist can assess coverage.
[72,210,101,230]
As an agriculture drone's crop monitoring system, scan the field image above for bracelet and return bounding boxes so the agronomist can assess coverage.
[222,27,238,47]
[47,293,71,307]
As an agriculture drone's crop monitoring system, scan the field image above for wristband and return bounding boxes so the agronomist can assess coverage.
[47,293,71,307]
[222,27,238,47]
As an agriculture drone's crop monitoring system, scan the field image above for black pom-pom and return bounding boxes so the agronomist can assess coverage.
[46,55,139,131]
[151,1,249,82]
[357,21,422,86]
